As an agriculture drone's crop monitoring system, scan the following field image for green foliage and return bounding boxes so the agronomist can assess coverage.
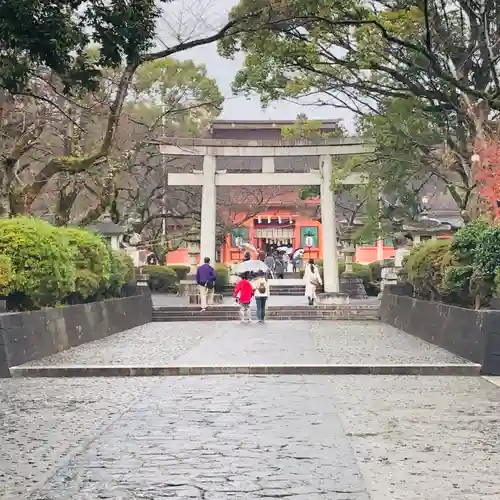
[0,255,13,296]
[0,0,163,94]
[168,265,191,282]
[143,265,178,293]
[0,217,75,308]
[106,250,134,297]
[58,227,111,299]
[130,58,223,133]
[214,264,229,292]
[451,219,489,264]
[368,261,382,281]
[218,1,494,218]
[468,226,500,276]
[406,240,454,301]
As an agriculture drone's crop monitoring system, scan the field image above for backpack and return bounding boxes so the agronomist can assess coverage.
[258,280,266,294]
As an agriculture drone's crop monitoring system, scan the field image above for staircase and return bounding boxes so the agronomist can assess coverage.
[152,304,380,322]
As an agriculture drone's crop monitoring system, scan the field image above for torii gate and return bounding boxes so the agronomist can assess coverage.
[159,137,372,293]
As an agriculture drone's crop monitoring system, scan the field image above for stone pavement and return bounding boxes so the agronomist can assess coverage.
[2,319,498,499]
[22,320,467,367]
[1,376,500,499]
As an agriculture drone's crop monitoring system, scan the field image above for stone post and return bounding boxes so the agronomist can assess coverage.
[319,154,340,293]
[200,155,217,264]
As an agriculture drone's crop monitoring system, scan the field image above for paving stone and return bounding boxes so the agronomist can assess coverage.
[0,377,161,499]
[310,321,469,365]
[21,320,469,368]
[1,375,500,499]
[329,376,500,500]
[22,322,209,367]
[22,376,370,500]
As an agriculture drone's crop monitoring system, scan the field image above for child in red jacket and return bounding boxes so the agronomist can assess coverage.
[233,273,253,323]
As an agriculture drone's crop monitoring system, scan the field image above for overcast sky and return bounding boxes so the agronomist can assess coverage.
[157,0,355,131]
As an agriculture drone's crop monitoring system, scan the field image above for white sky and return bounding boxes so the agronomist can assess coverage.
[156,0,355,131]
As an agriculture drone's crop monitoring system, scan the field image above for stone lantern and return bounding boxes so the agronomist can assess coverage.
[338,223,367,299]
[184,224,201,276]
[87,212,126,250]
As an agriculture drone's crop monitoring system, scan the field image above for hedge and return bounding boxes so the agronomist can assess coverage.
[0,217,137,310]
[214,264,229,292]
[106,250,135,297]
[168,264,190,281]
[406,239,454,301]
[0,217,76,309]
[59,227,111,300]
[142,265,178,293]
[0,254,12,296]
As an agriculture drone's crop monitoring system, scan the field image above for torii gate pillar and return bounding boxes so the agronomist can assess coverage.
[200,155,217,265]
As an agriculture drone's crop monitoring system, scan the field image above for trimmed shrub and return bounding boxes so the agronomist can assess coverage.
[143,265,178,293]
[0,217,75,309]
[168,264,190,281]
[106,250,134,297]
[368,261,382,282]
[58,227,111,300]
[214,263,229,292]
[0,254,12,296]
[118,251,135,283]
[406,239,454,301]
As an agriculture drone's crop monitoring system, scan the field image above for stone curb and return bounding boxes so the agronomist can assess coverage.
[9,363,481,378]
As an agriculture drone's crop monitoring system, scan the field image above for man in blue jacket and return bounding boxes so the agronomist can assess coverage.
[196,257,217,311]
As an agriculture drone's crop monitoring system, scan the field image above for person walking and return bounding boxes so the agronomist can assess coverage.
[233,272,254,323]
[303,258,322,306]
[252,271,270,323]
[196,257,216,312]
[264,252,275,278]
[274,254,285,279]
[283,251,290,273]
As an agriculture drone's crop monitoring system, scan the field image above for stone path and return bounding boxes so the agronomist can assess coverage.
[1,376,500,499]
[3,319,498,499]
[22,320,468,367]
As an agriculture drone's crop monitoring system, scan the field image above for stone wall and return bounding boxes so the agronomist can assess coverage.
[380,292,500,375]
[0,293,152,372]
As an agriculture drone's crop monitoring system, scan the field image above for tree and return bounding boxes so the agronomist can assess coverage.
[47,57,224,227]
[0,0,163,94]
[474,135,500,221]
[219,0,500,219]
[0,1,269,218]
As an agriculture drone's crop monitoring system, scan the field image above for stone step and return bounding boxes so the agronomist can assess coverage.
[152,306,380,322]
[10,363,481,378]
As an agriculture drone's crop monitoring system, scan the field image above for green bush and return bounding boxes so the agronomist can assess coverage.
[406,239,454,301]
[168,264,190,281]
[143,265,178,293]
[452,219,489,264]
[214,263,229,292]
[58,227,111,300]
[0,217,76,309]
[0,254,13,296]
[118,251,135,282]
[474,226,500,276]
[106,250,134,297]
[368,261,382,281]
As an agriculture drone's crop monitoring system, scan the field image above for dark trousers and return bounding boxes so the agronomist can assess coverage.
[255,297,267,321]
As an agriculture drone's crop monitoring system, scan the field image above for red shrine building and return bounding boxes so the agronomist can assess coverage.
[166,119,396,265]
